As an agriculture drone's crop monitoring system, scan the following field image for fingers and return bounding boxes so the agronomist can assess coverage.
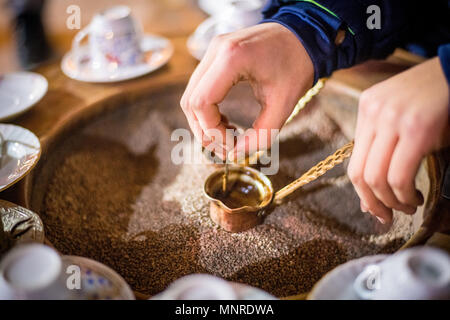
[363,116,417,214]
[349,140,394,224]
[186,112,210,146]
[181,36,221,106]
[181,35,244,158]
[387,112,429,208]
[356,178,394,224]
[191,58,242,156]
[349,87,430,224]
[229,128,275,162]
[190,61,234,135]
[388,135,425,208]
[228,95,289,162]
[180,35,226,146]
[348,94,393,224]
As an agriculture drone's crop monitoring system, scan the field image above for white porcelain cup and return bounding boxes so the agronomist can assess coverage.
[353,247,450,299]
[198,0,263,37]
[0,244,78,299]
[189,0,264,60]
[152,274,237,300]
[72,5,143,71]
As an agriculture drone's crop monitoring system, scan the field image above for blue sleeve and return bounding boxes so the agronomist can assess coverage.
[438,44,450,86]
[260,0,414,84]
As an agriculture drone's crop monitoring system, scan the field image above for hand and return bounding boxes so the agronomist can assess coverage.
[180,23,314,159]
[348,57,449,224]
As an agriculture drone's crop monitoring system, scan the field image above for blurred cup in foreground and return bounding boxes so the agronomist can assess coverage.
[0,244,75,299]
[353,247,450,299]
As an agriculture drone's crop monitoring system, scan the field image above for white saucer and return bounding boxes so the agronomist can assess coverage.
[62,256,135,300]
[0,124,41,192]
[61,34,173,83]
[308,255,388,300]
[0,72,48,121]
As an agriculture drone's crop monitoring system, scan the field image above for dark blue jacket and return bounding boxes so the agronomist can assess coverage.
[261,0,450,85]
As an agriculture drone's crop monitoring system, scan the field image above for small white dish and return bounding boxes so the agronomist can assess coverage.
[62,256,135,300]
[0,124,41,192]
[61,34,173,83]
[0,72,48,121]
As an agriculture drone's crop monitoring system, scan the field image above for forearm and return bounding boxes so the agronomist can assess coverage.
[261,0,417,83]
[438,44,450,85]
[438,43,450,115]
